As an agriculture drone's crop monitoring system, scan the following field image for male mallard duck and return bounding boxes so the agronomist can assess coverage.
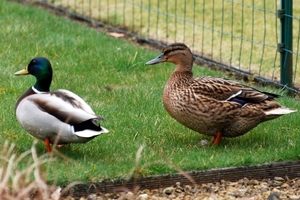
[146,43,296,145]
[15,57,108,152]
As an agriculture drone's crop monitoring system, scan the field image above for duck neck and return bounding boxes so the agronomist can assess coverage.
[33,77,51,92]
[166,70,193,91]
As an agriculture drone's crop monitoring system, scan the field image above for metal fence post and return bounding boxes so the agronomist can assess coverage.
[278,0,293,96]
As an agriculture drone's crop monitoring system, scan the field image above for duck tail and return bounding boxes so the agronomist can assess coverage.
[75,127,109,138]
[264,107,296,116]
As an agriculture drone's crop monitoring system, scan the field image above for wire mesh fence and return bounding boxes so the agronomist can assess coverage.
[36,0,300,94]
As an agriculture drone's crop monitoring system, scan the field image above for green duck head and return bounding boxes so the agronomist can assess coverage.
[15,57,53,92]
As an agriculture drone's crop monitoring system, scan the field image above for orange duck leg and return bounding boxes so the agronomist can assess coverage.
[211,131,222,145]
[44,138,51,153]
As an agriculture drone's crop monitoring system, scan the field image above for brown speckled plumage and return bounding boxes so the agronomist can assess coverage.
[146,43,296,144]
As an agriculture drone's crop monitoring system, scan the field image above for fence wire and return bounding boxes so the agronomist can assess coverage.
[36,0,300,93]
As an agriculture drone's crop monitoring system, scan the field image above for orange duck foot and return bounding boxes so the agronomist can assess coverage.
[211,131,222,145]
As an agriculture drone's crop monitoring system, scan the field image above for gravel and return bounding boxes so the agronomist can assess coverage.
[61,177,300,200]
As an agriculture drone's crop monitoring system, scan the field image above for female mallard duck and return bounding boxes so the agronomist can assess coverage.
[15,57,108,152]
[146,43,296,145]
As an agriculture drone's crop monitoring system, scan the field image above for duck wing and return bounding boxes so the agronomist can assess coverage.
[53,89,99,115]
[26,90,101,125]
[191,76,280,105]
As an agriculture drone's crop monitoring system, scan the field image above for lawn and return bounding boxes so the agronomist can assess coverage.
[52,0,300,83]
[1,0,300,186]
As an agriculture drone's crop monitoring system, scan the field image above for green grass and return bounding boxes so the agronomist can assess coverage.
[53,0,300,83]
[1,0,300,186]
